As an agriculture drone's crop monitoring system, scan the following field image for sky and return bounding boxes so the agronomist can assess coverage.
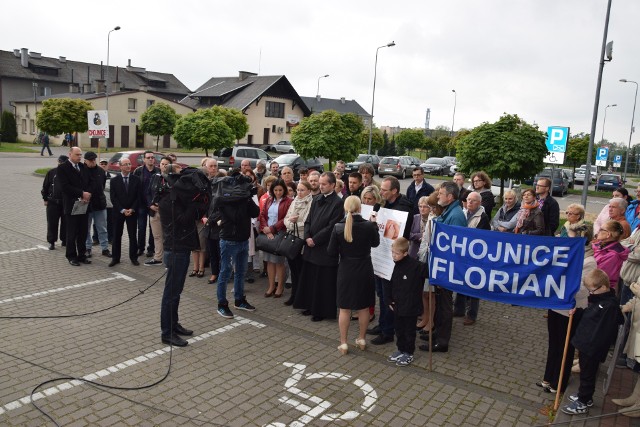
[2,0,639,146]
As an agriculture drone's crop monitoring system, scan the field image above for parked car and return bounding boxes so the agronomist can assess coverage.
[534,168,570,197]
[574,167,597,184]
[378,156,413,179]
[490,178,521,203]
[402,156,422,168]
[107,150,188,174]
[419,157,450,176]
[214,146,273,170]
[260,140,296,153]
[345,154,381,174]
[595,173,624,192]
[562,169,575,189]
[443,156,457,165]
[267,154,324,180]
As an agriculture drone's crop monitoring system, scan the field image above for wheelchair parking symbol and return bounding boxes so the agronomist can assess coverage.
[265,362,378,426]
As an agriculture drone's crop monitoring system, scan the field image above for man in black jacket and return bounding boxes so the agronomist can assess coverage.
[55,147,92,266]
[133,151,160,257]
[293,172,344,321]
[109,158,141,267]
[158,169,200,347]
[406,167,435,215]
[212,171,260,319]
[83,151,111,258]
[42,155,68,250]
[536,177,560,236]
[368,176,414,345]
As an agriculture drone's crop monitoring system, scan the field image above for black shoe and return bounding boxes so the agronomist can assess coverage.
[285,282,292,289]
[68,260,80,266]
[311,316,324,322]
[419,342,448,352]
[246,277,255,283]
[48,243,55,250]
[80,259,91,264]
[260,271,267,278]
[102,249,112,257]
[366,325,382,335]
[108,260,120,267]
[174,324,193,336]
[131,259,140,266]
[302,310,312,316]
[145,251,154,258]
[370,334,394,345]
[161,334,188,347]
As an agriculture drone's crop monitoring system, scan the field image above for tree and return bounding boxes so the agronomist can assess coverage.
[209,105,249,141]
[139,102,179,151]
[0,111,17,142]
[360,128,383,154]
[174,108,235,157]
[456,113,547,198]
[291,110,364,170]
[395,129,425,154]
[36,98,93,136]
[565,133,590,169]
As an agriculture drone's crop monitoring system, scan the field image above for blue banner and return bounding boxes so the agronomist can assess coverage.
[428,222,585,310]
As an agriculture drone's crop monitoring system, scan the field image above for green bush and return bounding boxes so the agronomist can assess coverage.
[1,111,18,142]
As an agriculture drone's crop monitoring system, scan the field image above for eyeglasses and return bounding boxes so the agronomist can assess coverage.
[588,285,603,295]
[536,184,549,188]
[566,212,580,216]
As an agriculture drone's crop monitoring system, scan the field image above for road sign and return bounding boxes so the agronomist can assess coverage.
[596,147,609,167]
[614,154,622,168]
[87,110,109,138]
[544,126,569,164]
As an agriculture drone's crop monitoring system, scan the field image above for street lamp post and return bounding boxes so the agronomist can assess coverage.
[316,74,329,97]
[621,79,638,183]
[600,103,617,143]
[105,26,121,112]
[451,89,457,137]
[368,41,395,155]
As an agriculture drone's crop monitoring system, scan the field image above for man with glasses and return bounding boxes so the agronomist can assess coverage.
[535,177,559,236]
[133,151,160,257]
[407,167,434,215]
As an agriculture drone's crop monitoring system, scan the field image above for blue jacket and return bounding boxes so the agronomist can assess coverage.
[437,201,467,227]
[626,200,640,230]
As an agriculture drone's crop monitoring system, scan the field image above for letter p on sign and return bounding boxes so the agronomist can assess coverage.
[550,129,564,144]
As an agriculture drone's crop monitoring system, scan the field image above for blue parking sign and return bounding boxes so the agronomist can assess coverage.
[596,147,609,161]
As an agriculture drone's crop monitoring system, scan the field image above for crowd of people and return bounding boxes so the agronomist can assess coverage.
[43,150,640,415]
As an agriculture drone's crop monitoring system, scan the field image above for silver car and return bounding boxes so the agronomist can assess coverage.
[378,156,413,179]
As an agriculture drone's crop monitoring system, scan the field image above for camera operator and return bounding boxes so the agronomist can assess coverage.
[211,168,260,319]
[145,156,176,266]
[159,166,199,347]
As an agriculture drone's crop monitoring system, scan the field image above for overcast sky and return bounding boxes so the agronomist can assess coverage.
[3,0,639,146]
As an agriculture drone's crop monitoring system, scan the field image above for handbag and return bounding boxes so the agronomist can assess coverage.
[256,230,285,255]
[277,223,305,260]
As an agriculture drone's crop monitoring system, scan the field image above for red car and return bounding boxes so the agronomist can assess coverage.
[107,151,187,174]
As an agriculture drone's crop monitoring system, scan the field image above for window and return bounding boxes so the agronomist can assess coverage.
[21,119,27,134]
[128,98,137,111]
[265,101,285,118]
[146,99,155,108]
[30,120,36,134]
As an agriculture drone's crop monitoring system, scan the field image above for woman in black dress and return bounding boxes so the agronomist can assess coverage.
[328,196,380,355]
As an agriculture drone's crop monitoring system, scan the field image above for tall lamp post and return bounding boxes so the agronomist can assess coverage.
[316,74,329,97]
[368,41,395,154]
[451,89,457,137]
[105,25,121,111]
[601,103,617,143]
[621,79,638,183]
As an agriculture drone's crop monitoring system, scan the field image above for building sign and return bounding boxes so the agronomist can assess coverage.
[286,114,300,127]
[87,110,109,138]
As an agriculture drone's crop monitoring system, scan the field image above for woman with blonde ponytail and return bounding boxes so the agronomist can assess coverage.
[328,195,380,355]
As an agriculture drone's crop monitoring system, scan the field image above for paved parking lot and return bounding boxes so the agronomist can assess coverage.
[0,149,584,426]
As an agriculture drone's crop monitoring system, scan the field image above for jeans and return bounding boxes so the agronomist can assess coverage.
[137,206,154,254]
[86,209,108,251]
[217,239,249,303]
[375,276,395,337]
[161,250,191,337]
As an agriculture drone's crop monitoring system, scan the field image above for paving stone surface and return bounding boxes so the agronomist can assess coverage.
[0,149,613,426]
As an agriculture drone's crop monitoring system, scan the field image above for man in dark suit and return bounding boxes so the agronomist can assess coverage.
[109,158,141,267]
[536,177,560,236]
[42,155,68,250]
[55,147,92,266]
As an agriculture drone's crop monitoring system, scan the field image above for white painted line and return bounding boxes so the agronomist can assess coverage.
[0,316,264,415]
[0,273,135,305]
[0,247,43,256]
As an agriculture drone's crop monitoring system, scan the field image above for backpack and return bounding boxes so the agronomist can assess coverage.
[210,174,254,205]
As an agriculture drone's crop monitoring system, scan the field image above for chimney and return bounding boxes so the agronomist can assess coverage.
[139,84,148,92]
[13,49,20,57]
[29,52,42,59]
[20,48,28,67]
[94,79,106,94]
[128,59,131,67]
[316,95,321,102]
[69,83,80,93]
[239,71,257,81]
[59,56,66,63]
[340,97,346,104]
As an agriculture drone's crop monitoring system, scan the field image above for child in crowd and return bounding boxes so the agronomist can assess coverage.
[561,269,624,415]
[384,237,428,367]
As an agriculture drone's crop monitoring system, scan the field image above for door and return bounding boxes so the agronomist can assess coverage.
[263,128,270,145]
[107,125,114,148]
[163,134,170,149]
[121,126,129,148]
